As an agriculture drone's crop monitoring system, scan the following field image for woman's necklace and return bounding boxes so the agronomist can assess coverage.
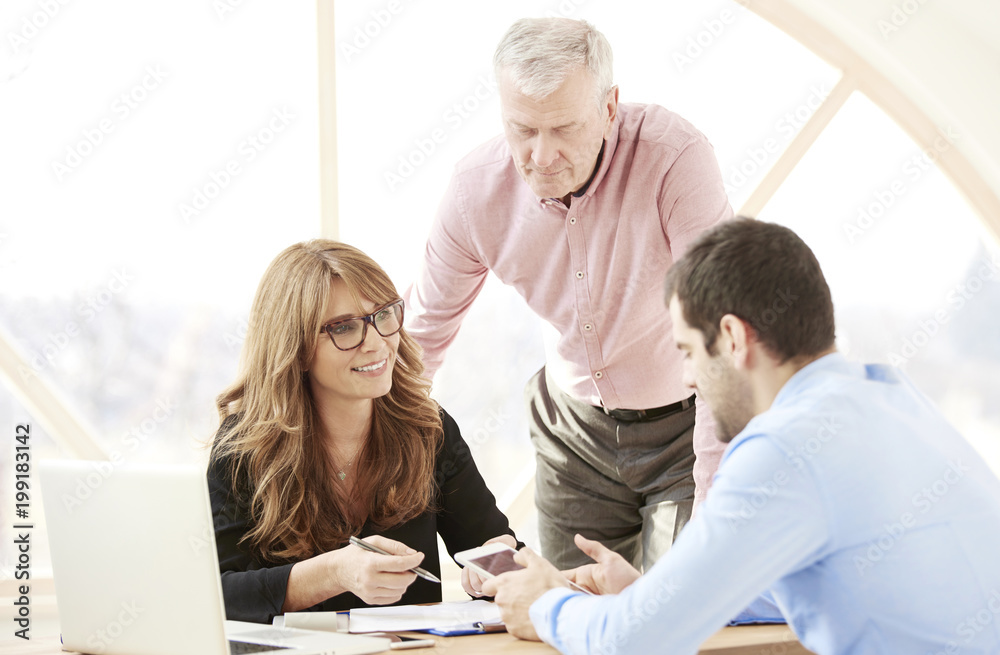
[336,455,354,481]
[331,442,362,481]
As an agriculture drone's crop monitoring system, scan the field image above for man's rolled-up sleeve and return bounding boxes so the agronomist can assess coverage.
[403,173,490,380]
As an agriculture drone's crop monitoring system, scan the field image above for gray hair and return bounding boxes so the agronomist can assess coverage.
[493,17,614,106]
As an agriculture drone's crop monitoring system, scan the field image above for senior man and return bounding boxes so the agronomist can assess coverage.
[405,17,732,571]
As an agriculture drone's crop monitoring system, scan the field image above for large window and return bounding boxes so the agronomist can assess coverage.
[1,0,320,581]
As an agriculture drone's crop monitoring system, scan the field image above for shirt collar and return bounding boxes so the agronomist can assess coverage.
[724,352,846,456]
[581,114,620,198]
[571,140,606,199]
[770,352,849,409]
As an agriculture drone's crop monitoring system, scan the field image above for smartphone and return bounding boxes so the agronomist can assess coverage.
[455,543,523,579]
[456,543,594,594]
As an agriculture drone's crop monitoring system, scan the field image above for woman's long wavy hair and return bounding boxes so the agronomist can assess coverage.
[212,240,443,562]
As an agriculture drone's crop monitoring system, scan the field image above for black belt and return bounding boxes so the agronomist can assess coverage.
[601,394,695,423]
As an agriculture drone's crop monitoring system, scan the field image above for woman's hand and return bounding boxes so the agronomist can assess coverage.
[461,534,518,597]
[328,535,425,605]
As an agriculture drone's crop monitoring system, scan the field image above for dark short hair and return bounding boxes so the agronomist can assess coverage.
[664,217,835,362]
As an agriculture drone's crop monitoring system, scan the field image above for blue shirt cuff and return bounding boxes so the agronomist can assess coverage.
[530,587,579,646]
[728,591,786,625]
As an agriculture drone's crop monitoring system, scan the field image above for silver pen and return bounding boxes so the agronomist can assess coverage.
[348,535,442,584]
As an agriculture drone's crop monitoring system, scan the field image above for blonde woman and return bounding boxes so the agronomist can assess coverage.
[208,240,517,623]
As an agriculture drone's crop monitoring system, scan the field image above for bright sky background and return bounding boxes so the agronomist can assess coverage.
[1,0,992,314]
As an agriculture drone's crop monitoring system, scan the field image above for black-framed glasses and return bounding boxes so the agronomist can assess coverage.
[320,299,405,351]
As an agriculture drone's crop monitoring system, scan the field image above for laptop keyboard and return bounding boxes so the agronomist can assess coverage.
[229,639,293,653]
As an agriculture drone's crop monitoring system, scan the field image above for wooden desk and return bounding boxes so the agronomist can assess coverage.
[0,625,811,655]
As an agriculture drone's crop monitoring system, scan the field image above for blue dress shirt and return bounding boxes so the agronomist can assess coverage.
[530,353,1000,654]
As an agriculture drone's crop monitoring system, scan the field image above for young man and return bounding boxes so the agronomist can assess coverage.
[405,17,731,572]
[483,218,1000,654]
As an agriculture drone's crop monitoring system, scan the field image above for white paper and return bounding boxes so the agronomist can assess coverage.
[347,600,502,633]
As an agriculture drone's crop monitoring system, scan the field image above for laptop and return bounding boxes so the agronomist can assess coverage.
[39,459,390,655]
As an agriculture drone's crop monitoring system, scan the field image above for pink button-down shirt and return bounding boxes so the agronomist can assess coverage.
[405,103,733,503]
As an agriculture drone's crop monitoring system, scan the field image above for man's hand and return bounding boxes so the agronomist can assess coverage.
[563,533,641,595]
[461,534,518,597]
[481,547,568,641]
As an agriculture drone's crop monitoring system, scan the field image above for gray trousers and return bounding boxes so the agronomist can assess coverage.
[526,367,696,572]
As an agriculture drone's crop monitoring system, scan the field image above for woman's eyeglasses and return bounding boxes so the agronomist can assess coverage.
[320,299,404,351]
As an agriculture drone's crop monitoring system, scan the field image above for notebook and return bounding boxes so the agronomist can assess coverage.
[38,459,390,655]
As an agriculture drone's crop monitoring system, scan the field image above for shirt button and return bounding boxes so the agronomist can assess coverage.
[584,323,593,331]
[594,371,604,379]
[569,217,576,225]
[576,271,584,279]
